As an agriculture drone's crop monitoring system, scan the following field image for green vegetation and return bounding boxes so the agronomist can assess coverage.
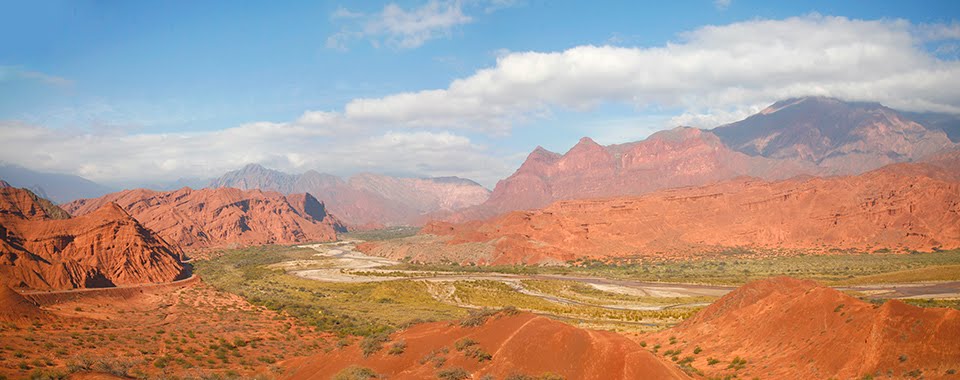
[453,280,697,324]
[521,279,715,305]
[340,227,420,241]
[389,249,960,285]
[436,368,471,380]
[387,340,407,355]
[194,245,463,337]
[454,338,492,362]
[835,265,960,285]
[727,356,747,370]
[360,333,390,357]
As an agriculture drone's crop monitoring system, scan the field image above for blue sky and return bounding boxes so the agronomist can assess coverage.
[1,0,959,187]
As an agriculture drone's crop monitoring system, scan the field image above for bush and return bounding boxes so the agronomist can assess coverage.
[388,340,407,355]
[454,338,491,362]
[333,366,380,380]
[437,367,471,380]
[460,308,498,327]
[28,369,67,380]
[360,332,391,357]
[727,356,747,370]
[257,356,277,364]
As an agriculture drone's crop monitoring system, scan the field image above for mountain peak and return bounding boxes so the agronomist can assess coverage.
[239,163,271,173]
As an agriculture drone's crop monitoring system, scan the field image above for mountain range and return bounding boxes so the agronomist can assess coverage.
[0,163,115,204]
[438,97,956,223]
[208,165,491,227]
[364,149,960,264]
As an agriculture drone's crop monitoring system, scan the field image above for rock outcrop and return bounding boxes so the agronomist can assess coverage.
[0,187,186,290]
[62,188,344,251]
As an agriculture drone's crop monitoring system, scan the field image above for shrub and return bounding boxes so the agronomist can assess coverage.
[388,340,407,356]
[332,366,380,380]
[693,346,702,354]
[460,308,498,327]
[899,354,908,362]
[727,356,747,370]
[454,338,491,362]
[437,367,471,380]
[360,333,391,357]
[153,355,171,368]
[257,356,276,364]
[707,357,720,366]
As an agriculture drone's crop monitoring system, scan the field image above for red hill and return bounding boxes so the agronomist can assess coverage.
[647,277,960,379]
[284,311,689,380]
[0,187,185,290]
[62,187,344,252]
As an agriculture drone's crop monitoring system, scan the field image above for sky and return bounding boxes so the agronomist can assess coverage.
[1,0,959,188]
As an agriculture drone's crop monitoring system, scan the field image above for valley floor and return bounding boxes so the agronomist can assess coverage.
[3,240,958,379]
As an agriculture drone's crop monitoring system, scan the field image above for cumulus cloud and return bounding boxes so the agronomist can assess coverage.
[328,1,475,49]
[329,14,960,128]
[3,15,960,186]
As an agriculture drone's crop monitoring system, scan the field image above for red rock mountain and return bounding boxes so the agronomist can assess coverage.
[208,164,490,227]
[713,97,956,174]
[62,187,345,252]
[443,127,816,222]
[647,277,960,379]
[367,152,960,264]
[284,311,689,380]
[0,186,186,290]
[441,97,955,223]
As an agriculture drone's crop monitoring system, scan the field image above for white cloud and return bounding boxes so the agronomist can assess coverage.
[3,15,960,186]
[0,121,512,188]
[329,1,474,49]
[323,14,960,129]
[714,0,731,10]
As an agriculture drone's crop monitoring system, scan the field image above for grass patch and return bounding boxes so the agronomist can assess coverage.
[340,227,420,241]
[389,249,960,285]
[194,245,463,337]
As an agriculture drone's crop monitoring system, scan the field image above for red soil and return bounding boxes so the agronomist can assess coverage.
[0,187,185,290]
[0,285,45,322]
[644,277,960,379]
[61,187,344,252]
[397,154,960,264]
[283,311,689,380]
[0,279,335,379]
